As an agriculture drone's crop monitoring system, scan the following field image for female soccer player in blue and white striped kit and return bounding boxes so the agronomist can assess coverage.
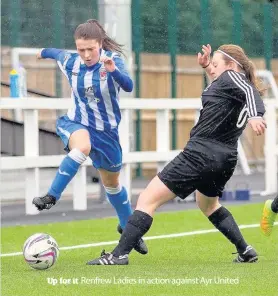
[33,19,147,255]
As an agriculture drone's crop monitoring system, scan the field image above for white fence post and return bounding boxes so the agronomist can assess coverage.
[156,110,170,173]
[73,166,87,210]
[24,110,40,215]
[262,101,277,196]
[119,109,132,200]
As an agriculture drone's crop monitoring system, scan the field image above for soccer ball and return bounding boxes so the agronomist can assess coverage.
[23,233,59,270]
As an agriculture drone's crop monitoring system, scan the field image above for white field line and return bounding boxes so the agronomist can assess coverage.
[1,222,277,258]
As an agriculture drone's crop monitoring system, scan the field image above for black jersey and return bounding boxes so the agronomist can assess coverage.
[190,70,265,147]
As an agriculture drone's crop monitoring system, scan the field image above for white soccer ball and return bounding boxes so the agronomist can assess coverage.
[23,233,59,270]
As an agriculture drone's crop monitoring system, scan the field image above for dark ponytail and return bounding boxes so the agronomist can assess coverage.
[245,60,259,94]
[74,19,124,56]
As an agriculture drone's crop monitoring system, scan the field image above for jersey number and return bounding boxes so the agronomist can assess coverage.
[236,106,248,128]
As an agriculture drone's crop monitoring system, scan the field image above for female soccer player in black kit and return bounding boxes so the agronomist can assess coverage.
[87,44,267,265]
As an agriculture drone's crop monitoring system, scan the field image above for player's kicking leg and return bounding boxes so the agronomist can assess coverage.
[33,127,89,211]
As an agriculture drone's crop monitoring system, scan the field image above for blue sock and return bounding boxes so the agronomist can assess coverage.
[48,148,87,200]
[105,186,133,229]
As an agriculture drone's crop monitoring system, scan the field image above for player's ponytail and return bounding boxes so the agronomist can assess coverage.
[74,19,124,56]
[244,59,266,96]
[102,36,124,56]
[244,60,256,91]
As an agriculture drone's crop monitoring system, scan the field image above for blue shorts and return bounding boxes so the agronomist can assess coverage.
[56,115,122,172]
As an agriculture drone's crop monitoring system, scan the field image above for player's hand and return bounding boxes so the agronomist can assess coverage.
[36,49,44,59]
[100,56,116,72]
[248,117,267,136]
[198,44,212,68]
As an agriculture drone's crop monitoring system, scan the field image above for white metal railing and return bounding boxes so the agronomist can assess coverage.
[1,98,277,215]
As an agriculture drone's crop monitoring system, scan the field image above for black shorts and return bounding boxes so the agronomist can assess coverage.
[158,137,238,199]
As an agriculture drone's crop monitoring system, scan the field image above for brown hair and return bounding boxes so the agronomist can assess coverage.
[74,19,124,56]
[217,44,264,95]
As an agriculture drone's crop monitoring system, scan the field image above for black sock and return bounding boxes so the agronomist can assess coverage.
[112,210,153,257]
[208,206,248,253]
[271,196,278,213]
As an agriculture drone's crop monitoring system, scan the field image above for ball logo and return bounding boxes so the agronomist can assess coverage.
[47,239,58,248]
[85,85,100,103]
[99,67,107,81]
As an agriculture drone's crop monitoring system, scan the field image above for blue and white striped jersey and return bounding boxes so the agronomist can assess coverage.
[41,48,133,131]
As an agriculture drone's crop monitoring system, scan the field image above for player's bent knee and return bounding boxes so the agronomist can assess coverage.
[69,129,91,155]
